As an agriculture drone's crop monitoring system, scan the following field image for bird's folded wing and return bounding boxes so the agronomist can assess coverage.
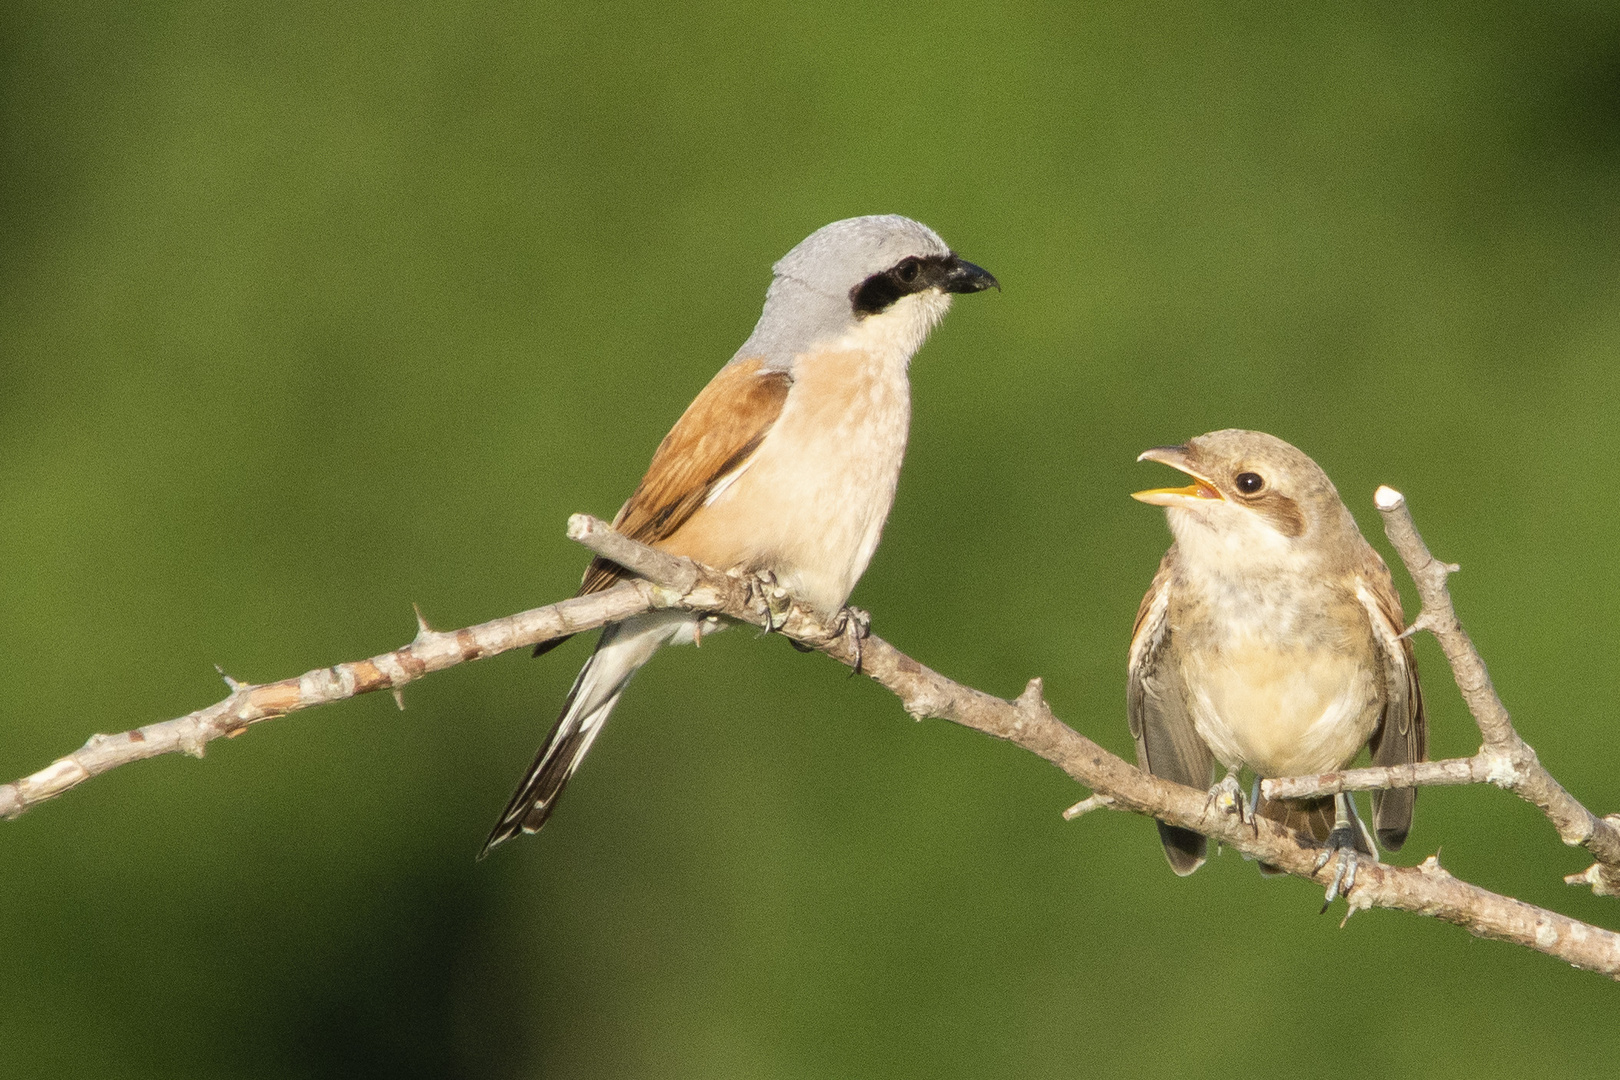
[1128,553,1215,874]
[579,356,793,596]
[1355,550,1428,850]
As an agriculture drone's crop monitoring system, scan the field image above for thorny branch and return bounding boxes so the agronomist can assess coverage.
[2,506,1618,977]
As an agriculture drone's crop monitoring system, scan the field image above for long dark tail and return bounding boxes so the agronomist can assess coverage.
[480,614,679,857]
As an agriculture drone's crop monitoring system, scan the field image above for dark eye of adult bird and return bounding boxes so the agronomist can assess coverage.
[895,257,922,284]
[1235,471,1264,494]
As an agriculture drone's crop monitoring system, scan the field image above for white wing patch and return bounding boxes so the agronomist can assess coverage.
[702,457,756,507]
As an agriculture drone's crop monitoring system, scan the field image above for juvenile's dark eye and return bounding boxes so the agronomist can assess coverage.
[895,257,922,284]
[1235,472,1264,495]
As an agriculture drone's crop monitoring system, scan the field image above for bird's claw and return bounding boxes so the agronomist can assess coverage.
[835,605,872,674]
[749,570,793,633]
[1314,823,1361,912]
[1205,771,1251,826]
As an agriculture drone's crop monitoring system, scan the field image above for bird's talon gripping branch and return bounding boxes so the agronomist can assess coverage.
[1206,770,1249,825]
[836,605,872,674]
[1313,809,1367,911]
[693,614,725,649]
[1312,848,1331,875]
[765,589,792,633]
[747,570,793,633]
[1319,846,1360,912]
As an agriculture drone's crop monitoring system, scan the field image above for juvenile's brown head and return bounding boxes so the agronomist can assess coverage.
[1133,429,1363,571]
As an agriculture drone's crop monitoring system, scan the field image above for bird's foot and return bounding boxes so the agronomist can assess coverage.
[1314,821,1361,912]
[834,605,872,674]
[748,570,794,633]
[1204,770,1251,826]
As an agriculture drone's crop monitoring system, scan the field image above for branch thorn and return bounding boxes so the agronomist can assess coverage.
[1397,612,1440,641]
[1418,852,1453,880]
[1565,862,1620,898]
[1063,793,1114,820]
[1015,676,1047,715]
[214,664,242,691]
[177,726,208,760]
[1566,865,1601,888]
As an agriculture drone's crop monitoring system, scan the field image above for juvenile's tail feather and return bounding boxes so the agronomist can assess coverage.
[480,614,684,857]
[1371,785,1415,852]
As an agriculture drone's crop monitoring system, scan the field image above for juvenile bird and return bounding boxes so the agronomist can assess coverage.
[483,216,997,855]
[1127,429,1425,896]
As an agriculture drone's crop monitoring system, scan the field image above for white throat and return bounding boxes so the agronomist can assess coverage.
[832,290,953,365]
[1166,504,1314,582]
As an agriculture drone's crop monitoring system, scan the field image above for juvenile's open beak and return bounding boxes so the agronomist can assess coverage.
[1132,446,1223,506]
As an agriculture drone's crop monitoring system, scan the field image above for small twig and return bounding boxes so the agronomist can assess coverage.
[1261,752,1515,801]
[1373,486,1620,898]
[566,513,700,593]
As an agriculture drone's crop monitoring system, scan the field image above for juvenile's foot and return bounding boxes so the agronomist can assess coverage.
[1314,792,1374,911]
[1205,770,1251,826]
[1314,823,1361,911]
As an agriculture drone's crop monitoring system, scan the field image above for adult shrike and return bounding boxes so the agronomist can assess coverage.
[483,215,997,855]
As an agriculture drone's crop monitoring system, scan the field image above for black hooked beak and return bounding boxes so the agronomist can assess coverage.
[941,255,999,294]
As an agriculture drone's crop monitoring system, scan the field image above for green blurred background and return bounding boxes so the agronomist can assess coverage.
[3,2,1618,1076]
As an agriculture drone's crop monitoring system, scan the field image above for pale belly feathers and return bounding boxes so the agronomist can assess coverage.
[1180,637,1381,778]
